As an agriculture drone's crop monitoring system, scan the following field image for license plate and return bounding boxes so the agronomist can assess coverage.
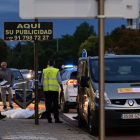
[121,114,140,119]
[74,85,77,88]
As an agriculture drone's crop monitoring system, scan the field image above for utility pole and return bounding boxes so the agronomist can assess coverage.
[34,18,39,125]
[98,0,105,140]
[57,37,58,51]
[54,25,59,51]
[136,13,139,29]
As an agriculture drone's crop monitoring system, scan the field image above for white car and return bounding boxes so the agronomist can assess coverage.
[20,69,32,80]
[59,66,77,113]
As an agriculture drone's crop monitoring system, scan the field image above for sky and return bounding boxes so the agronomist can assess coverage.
[0,0,138,47]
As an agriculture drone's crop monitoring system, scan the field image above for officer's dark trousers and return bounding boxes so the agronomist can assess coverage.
[45,91,59,121]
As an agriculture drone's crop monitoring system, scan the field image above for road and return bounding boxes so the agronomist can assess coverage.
[60,109,140,140]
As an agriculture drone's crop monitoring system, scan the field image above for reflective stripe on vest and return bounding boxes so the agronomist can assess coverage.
[43,67,59,91]
[44,78,57,80]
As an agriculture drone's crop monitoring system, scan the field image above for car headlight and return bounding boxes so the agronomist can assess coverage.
[95,90,111,104]
[27,74,31,78]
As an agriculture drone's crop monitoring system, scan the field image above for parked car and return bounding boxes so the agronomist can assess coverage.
[59,65,77,113]
[77,55,140,135]
[0,68,24,100]
[20,69,32,80]
[29,70,35,79]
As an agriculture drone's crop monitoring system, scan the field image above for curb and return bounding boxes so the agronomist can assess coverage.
[59,113,98,140]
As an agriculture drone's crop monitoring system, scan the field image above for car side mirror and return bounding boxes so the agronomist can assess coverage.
[81,76,89,88]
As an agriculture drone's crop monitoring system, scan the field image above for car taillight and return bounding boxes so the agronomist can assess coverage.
[67,79,77,85]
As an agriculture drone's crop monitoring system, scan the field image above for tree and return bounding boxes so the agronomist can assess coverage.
[8,41,34,69]
[0,39,10,63]
[109,25,126,42]
[72,22,97,64]
[105,25,126,53]
[108,29,140,55]
[78,35,98,57]
[13,42,22,58]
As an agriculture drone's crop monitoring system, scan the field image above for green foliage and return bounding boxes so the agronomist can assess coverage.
[109,25,126,42]
[78,35,98,57]
[8,23,134,70]
[8,41,34,69]
[7,21,97,70]
[109,28,140,55]
[0,39,10,64]
[73,21,97,46]
[105,25,126,53]
[72,21,97,63]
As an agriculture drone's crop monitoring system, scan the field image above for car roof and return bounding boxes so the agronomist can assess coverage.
[19,69,29,71]
[79,55,140,61]
[90,55,140,59]
[10,68,20,71]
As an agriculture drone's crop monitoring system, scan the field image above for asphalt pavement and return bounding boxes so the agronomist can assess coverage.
[61,109,140,140]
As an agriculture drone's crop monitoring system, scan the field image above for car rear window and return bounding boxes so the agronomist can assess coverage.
[20,70,29,74]
[12,71,23,80]
[70,71,77,79]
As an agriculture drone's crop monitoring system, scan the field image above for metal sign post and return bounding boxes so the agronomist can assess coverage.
[23,83,26,109]
[98,0,105,140]
[34,18,39,125]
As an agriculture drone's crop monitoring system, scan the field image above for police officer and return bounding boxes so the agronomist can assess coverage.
[41,59,63,123]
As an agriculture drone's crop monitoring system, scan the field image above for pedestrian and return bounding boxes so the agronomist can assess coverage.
[0,62,15,109]
[41,59,64,123]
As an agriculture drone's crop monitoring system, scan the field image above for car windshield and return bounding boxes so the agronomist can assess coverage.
[12,71,23,80]
[20,70,29,74]
[90,57,140,83]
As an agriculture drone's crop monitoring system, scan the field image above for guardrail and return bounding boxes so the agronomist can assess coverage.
[0,80,36,88]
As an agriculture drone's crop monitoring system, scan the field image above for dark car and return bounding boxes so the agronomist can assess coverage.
[0,68,24,100]
[31,71,45,102]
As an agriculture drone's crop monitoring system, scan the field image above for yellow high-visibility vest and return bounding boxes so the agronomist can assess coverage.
[43,67,59,91]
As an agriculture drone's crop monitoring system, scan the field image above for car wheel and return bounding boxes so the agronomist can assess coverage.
[78,108,86,127]
[60,96,69,113]
[88,112,98,135]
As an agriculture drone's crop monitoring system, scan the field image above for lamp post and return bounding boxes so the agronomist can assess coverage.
[54,25,59,51]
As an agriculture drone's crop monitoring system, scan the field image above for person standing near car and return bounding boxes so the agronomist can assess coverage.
[41,59,64,123]
[0,62,15,109]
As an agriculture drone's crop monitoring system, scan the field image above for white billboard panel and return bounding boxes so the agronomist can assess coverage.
[19,0,98,19]
[19,0,139,19]
[105,0,139,19]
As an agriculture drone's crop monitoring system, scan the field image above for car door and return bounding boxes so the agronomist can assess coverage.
[59,70,68,102]
[78,60,84,111]
[82,61,90,121]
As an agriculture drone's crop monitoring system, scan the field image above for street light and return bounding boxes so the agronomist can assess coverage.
[53,25,59,51]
